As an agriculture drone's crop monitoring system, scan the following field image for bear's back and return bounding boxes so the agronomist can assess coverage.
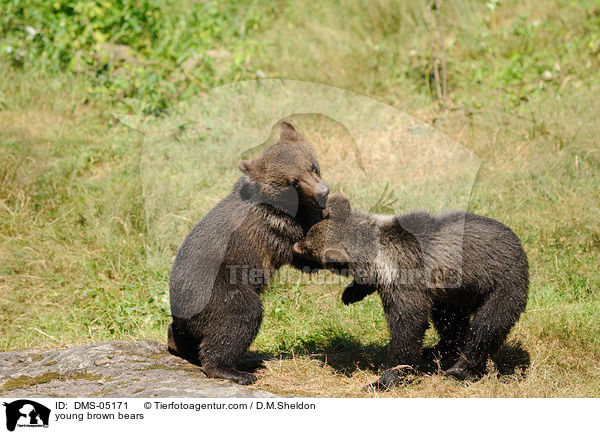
[169,180,258,318]
[383,211,527,291]
[425,212,528,291]
[461,213,528,286]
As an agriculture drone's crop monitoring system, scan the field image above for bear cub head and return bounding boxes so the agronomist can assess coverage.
[237,121,329,211]
[292,193,379,267]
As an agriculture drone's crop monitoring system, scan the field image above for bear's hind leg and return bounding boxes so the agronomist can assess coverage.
[425,301,470,364]
[199,294,264,385]
[445,287,524,381]
[201,365,258,385]
[168,320,201,362]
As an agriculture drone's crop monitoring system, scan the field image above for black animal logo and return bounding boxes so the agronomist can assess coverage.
[3,400,50,431]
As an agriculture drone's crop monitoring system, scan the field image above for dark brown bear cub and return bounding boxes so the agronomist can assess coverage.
[169,121,329,385]
[293,193,529,389]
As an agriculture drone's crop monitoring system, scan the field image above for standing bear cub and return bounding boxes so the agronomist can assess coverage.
[293,193,529,389]
[169,121,329,385]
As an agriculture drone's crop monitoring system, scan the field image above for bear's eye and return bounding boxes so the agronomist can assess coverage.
[310,162,319,174]
[288,178,299,187]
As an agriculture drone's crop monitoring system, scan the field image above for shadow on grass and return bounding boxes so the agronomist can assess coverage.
[170,325,530,381]
[244,336,531,381]
[492,341,531,378]
[243,333,386,376]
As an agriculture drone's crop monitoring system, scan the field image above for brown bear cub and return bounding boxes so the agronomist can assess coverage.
[293,193,529,389]
[169,121,329,385]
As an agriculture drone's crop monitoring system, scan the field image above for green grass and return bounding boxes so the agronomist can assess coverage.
[1,371,102,392]
[1,0,599,397]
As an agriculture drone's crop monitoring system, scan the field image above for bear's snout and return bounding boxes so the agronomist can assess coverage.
[314,184,330,208]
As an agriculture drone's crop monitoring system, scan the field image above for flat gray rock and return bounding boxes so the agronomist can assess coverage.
[0,340,278,398]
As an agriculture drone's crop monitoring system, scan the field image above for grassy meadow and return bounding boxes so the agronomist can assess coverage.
[1,0,599,397]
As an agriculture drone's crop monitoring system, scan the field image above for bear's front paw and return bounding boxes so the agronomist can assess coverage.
[363,368,411,391]
[444,360,485,382]
[234,372,258,385]
[341,287,365,305]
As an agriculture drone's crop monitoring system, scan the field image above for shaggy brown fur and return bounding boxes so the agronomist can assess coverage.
[169,121,329,384]
[293,193,529,389]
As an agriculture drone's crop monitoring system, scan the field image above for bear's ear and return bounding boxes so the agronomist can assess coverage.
[323,247,350,264]
[237,159,255,174]
[280,120,303,142]
[292,241,305,257]
[327,193,351,222]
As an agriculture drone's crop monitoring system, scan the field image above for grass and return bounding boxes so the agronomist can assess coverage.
[1,0,599,397]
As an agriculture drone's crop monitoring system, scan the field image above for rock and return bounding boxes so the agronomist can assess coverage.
[541,70,553,81]
[0,340,279,398]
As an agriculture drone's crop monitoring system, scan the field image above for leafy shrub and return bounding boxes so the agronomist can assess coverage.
[0,0,271,110]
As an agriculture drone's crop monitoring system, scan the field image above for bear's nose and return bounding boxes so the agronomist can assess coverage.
[315,184,330,208]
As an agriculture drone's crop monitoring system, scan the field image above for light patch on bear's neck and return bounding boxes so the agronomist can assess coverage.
[264,212,291,232]
[370,214,396,227]
[374,244,398,285]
